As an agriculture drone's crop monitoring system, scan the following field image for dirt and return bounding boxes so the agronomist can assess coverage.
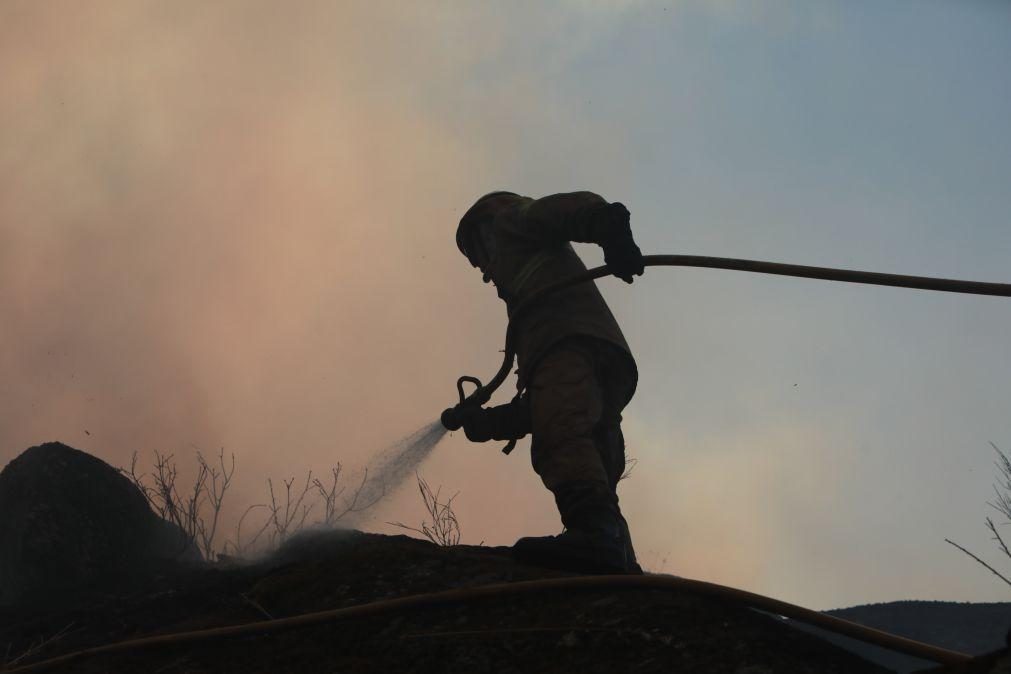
[0,530,895,673]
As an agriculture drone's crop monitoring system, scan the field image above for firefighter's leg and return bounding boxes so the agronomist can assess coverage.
[593,341,640,571]
[528,340,609,491]
[516,339,638,574]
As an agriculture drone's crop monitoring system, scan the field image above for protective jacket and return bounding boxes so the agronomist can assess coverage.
[460,191,637,392]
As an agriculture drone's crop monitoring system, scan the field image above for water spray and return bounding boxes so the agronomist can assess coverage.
[343,422,449,525]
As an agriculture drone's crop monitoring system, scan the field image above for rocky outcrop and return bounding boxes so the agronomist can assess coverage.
[0,442,199,605]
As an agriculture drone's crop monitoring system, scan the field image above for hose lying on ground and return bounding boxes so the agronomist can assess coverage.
[2,574,973,672]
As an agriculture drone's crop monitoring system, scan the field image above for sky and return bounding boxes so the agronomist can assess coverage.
[2,0,1010,610]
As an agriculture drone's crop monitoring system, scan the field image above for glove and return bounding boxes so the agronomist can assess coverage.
[460,396,531,443]
[593,203,644,283]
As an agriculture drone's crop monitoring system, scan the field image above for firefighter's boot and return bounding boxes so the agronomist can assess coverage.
[512,481,641,575]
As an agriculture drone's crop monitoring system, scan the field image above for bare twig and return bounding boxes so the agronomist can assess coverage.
[266,473,316,547]
[388,474,461,547]
[988,442,1011,521]
[945,538,1011,588]
[313,466,385,526]
[123,452,381,560]
[123,451,158,513]
[987,517,1011,562]
[119,449,237,560]
[313,463,346,525]
[239,592,274,620]
[220,503,271,558]
[194,449,235,558]
[948,442,1011,590]
[2,622,75,667]
[619,457,639,483]
[120,451,195,556]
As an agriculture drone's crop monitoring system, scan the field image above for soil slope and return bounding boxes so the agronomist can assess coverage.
[1,530,896,673]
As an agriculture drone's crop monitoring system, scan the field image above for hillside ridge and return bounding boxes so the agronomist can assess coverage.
[1,529,901,673]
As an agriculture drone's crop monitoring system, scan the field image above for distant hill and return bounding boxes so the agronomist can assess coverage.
[780,599,1011,673]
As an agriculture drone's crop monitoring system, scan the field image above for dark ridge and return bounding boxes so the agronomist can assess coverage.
[0,530,894,673]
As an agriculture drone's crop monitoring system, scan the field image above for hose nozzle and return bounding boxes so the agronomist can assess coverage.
[440,406,463,431]
[441,375,487,431]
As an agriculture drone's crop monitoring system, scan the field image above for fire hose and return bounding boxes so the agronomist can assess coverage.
[441,253,1011,453]
[0,574,976,671]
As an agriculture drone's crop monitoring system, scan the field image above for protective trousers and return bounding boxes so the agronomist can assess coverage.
[527,337,636,497]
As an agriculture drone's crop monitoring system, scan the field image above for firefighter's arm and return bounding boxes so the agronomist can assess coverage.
[524,192,644,283]
[458,396,531,443]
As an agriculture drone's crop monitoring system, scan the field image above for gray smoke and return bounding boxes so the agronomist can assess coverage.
[344,421,448,526]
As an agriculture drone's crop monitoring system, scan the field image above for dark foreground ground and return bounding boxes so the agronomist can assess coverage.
[0,530,960,673]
